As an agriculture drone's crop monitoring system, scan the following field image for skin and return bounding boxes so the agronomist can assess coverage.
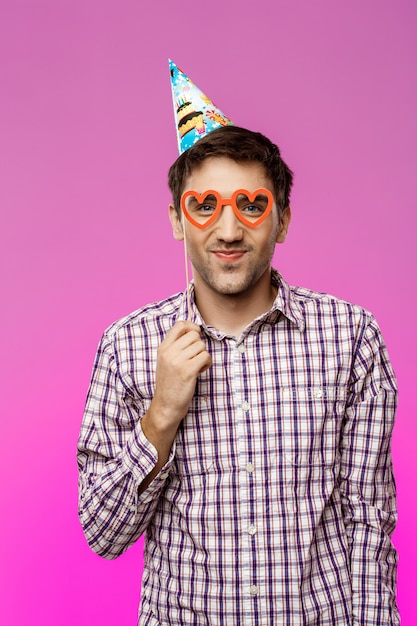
[140,157,291,491]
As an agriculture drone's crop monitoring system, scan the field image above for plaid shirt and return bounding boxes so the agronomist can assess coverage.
[77,271,399,625]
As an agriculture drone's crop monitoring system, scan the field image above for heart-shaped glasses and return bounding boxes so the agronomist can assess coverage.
[180,188,274,229]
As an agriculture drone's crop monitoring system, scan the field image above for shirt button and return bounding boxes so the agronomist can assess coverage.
[242,401,250,412]
[315,388,323,399]
[247,524,257,535]
[159,472,169,480]
[250,585,259,596]
[237,344,246,354]
[246,462,254,474]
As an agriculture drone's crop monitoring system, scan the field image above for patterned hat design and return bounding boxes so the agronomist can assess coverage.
[169,59,234,154]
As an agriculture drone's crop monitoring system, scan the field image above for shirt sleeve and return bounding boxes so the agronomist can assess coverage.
[77,332,175,559]
[339,314,400,625]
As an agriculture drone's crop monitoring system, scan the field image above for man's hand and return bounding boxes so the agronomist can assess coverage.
[152,320,212,427]
[139,321,211,490]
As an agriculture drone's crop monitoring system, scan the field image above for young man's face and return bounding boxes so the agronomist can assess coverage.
[169,157,290,298]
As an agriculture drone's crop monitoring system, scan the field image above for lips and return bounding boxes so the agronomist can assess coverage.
[211,249,248,263]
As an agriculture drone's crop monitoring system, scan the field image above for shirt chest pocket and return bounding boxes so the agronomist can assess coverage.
[280,385,347,467]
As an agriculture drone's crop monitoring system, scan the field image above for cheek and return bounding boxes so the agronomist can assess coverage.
[261,220,281,246]
[184,230,206,253]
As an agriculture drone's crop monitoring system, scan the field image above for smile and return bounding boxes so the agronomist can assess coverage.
[212,250,247,262]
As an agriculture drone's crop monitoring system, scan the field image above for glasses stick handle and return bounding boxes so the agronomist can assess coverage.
[182,222,192,320]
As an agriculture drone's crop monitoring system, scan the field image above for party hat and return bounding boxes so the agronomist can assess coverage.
[169,59,234,155]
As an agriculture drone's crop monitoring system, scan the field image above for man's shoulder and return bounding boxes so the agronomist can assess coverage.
[290,283,369,313]
[103,291,185,339]
[284,281,375,329]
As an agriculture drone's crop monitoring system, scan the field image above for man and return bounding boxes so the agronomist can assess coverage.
[77,125,399,625]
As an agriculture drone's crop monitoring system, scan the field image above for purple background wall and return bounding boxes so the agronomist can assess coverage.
[1,1,416,624]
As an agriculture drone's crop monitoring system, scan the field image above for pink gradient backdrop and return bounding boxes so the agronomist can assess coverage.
[1,1,415,624]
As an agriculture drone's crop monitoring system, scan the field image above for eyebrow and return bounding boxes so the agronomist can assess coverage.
[236,192,269,203]
[186,193,217,206]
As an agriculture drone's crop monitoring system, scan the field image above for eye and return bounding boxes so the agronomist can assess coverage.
[239,201,266,217]
[235,193,269,219]
[242,203,264,214]
[197,203,216,213]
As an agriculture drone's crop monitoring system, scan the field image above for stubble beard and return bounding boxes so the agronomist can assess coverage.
[192,252,274,297]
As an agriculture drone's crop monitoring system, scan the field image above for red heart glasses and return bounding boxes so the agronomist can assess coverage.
[180,188,274,229]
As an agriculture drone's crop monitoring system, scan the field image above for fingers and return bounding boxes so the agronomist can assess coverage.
[157,320,211,379]
[164,320,203,344]
[161,322,207,360]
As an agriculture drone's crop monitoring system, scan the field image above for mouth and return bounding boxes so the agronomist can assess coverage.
[211,250,247,263]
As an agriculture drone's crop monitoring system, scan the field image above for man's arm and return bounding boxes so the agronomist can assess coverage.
[339,314,400,625]
[77,320,211,559]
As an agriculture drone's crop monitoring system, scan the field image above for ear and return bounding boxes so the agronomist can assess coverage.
[276,206,291,243]
[169,203,184,241]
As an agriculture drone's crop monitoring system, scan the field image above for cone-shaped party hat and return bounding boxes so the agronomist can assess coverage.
[169,59,234,155]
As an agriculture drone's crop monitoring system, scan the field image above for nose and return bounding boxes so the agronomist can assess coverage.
[215,204,243,241]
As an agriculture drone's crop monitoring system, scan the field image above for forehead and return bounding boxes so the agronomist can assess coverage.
[183,157,272,195]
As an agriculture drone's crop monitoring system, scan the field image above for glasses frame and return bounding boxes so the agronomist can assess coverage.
[180,188,274,229]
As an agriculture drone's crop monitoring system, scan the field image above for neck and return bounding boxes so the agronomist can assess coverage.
[194,269,277,337]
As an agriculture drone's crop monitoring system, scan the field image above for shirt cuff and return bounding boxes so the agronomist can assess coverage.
[121,419,176,499]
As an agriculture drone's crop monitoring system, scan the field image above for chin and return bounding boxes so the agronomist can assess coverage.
[193,259,272,298]
[208,276,261,297]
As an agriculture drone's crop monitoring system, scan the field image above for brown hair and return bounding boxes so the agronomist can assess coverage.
[168,126,293,217]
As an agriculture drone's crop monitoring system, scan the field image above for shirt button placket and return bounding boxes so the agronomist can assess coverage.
[235,340,259,623]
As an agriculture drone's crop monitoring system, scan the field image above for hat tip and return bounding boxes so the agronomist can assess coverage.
[169,60,233,155]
